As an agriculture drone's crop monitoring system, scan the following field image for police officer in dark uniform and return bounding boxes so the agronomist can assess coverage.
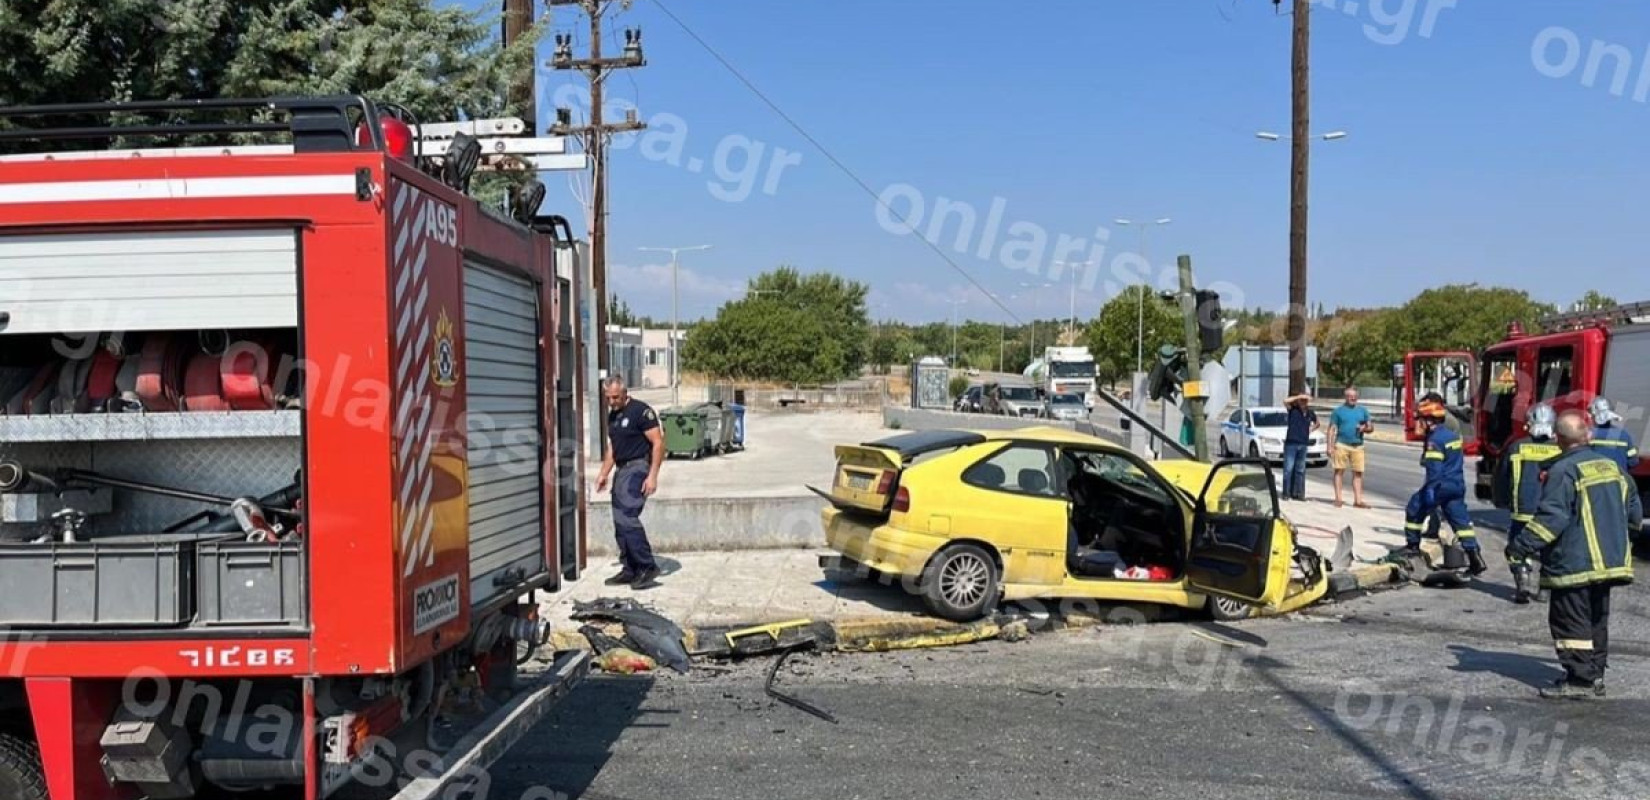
[595,377,665,589]
[1493,403,1561,604]
[1508,409,1642,700]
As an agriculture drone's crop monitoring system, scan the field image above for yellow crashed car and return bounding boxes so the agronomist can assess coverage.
[819,427,1330,621]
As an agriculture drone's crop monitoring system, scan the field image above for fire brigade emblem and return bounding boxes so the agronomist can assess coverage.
[432,309,458,387]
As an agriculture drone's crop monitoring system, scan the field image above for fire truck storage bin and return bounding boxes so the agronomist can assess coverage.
[195,538,305,627]
[0,535,199,627]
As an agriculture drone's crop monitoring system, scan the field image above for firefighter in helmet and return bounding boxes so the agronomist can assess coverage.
[1405,398,1487,575]
[1589,396,1640,475]
[1495,402,1561,604]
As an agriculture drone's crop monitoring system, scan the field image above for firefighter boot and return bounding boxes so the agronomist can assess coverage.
[1465,548,1488,577]
[1510,564,1533,605]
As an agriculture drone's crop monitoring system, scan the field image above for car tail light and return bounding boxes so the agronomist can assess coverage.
[875,470,894,494]
[892,486,911,513]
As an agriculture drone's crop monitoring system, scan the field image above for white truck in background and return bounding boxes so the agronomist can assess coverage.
[1024,346,1099,410]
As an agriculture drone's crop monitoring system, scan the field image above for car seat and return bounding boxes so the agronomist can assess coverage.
[972,463,1006,487]
[1017,468,1050,494]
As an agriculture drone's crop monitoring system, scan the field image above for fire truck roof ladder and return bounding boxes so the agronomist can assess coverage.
[0,95,388,154]
[1540,300,1650,332]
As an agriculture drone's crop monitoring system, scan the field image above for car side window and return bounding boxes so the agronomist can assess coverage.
[1228,410,1242,424]
[962,445,1058,497]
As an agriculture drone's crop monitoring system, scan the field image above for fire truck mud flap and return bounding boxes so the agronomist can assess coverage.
[390,649,590,800]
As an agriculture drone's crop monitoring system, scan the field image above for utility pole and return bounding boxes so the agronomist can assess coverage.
[1285,0,1311,396]
[502,0,536,132]
[948,299,967,368]
[1177,255,1209,462]
[550,0,647,386]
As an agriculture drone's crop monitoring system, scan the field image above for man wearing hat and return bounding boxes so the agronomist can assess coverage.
[1281,392,1318,502]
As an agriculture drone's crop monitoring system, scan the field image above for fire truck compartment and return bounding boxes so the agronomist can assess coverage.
[462,261,548,610]
[0,227,298,335]
[1601,325,1650,419]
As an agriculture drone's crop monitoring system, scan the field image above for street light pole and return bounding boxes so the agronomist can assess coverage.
[1114,218,1173,374]
[639,244,712,408]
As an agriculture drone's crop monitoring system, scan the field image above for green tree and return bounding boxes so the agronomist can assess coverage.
[1317,311,1401,388]
[1384,284,1553,355]
[608,295,638,328]
[1084,286,1180,378]
[868,330,900,375]
[681,267,869,383]
[1572,290,1618,312]
[0,0,537,176]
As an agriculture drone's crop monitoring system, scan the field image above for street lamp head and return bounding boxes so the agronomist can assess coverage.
[1321,131,1349,141]
[1255,131,1282,142]
[1114,218,1133,226]
[1155,218,1173,225]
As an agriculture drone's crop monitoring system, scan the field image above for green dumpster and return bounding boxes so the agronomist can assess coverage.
[660,407,707,459]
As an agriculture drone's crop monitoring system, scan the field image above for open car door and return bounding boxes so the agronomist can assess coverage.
[1185,460,1290,608]
[1402,350,1479,454]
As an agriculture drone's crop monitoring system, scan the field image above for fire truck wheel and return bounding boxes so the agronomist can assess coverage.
[0,733,47,800]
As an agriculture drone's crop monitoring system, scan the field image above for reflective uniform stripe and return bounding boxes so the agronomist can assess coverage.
[1511,512,1534,522]
[1543,565,1635,588]
[1423,452,1445,461]
[1445,439,1463,450]
[1404,522,1424,531]
[1526,521,1558,543]
[1555,639,1595,651]
[1456,528,1477,540]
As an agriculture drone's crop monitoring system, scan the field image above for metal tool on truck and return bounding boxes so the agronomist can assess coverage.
[0,96,592,800]
[1400,302,1650,515]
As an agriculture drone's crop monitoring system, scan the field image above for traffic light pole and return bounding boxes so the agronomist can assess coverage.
[1177,255,1209,462]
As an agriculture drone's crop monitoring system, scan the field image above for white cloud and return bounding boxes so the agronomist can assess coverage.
[608,260,745,317]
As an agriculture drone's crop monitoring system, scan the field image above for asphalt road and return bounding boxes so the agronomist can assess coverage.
[483,466,1650,800]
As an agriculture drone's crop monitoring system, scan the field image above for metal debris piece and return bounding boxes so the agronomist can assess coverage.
[764,647,837,724]
[572,597,691,674]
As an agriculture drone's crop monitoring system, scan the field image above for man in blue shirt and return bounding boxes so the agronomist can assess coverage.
[1281,394,1318,501]
[1326,387,1374,509]
[595,377,666,589]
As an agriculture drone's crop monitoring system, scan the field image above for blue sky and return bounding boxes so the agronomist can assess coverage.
[454,0,1650,323]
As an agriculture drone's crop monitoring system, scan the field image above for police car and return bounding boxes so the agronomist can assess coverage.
[1218,406,1328,466]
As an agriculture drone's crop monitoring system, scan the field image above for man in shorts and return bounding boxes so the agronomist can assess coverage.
[1327,387,1374,508]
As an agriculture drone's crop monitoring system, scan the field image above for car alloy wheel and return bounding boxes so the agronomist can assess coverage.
[1210,595,1253,621]
[922,543,1000,621]
[940,552,990,607]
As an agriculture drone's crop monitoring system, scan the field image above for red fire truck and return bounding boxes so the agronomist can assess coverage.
[1401,302,1650,508]
[0,97,590,799]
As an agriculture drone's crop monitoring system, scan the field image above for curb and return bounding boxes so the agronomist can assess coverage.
[1329,562,1404,596]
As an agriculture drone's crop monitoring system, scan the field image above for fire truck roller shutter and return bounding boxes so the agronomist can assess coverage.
[463,261,547,609]
[0,228,298,335]
[1601,326,1650,448]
